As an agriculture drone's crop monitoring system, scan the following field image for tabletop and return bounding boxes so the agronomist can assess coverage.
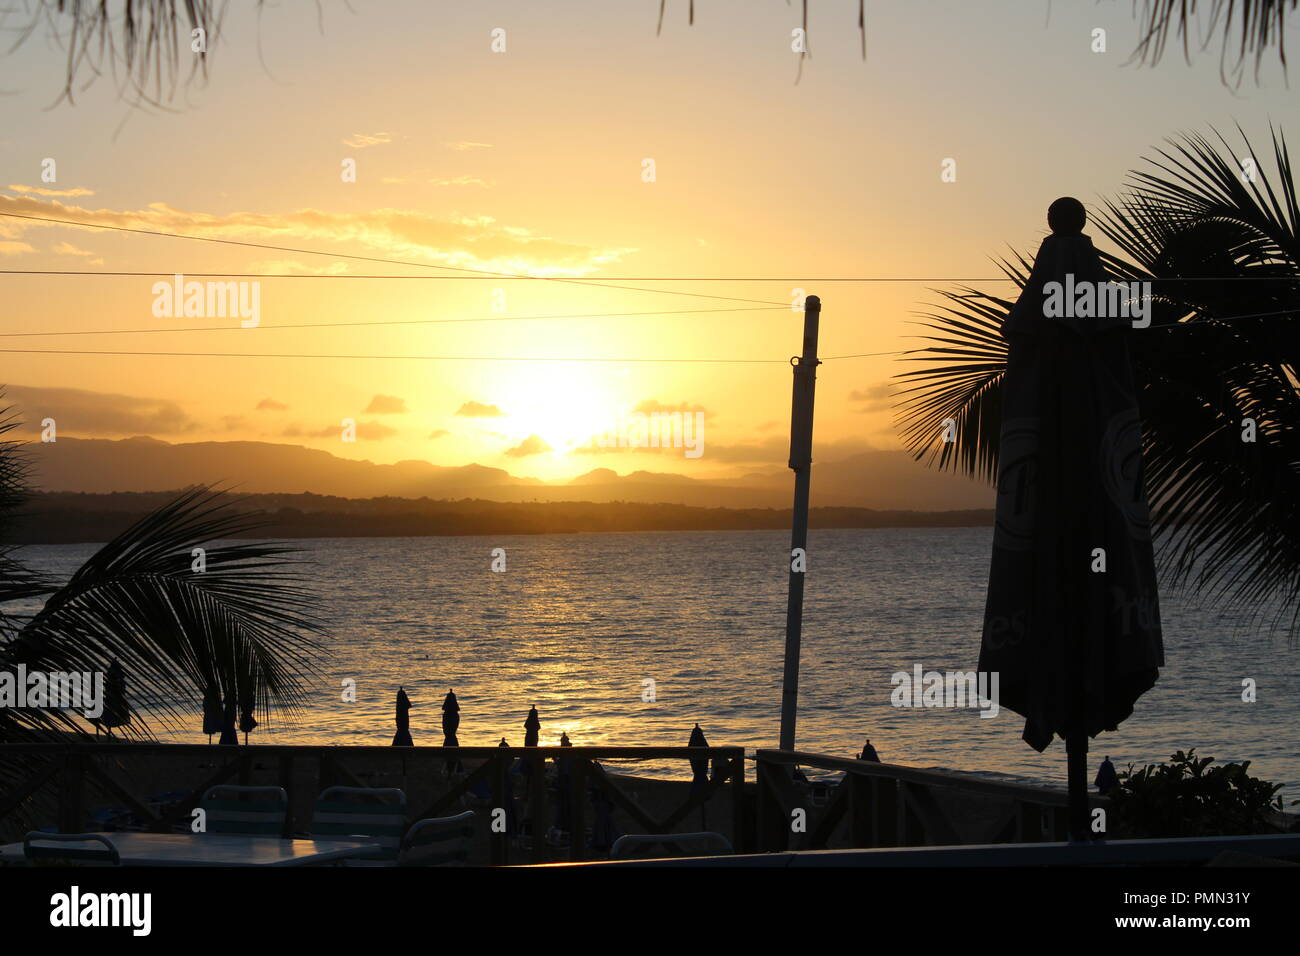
[0,832,380,867]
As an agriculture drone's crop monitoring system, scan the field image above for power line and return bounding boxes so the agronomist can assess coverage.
[3,267,1299,282]
[0,346,904,363]
[0,346,792,364]
[0,212,786,307]
[0,305,788,339]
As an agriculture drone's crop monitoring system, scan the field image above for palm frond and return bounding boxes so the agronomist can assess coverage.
[893,126,1300,625]
[893,254,1029,484]
[1130,0,1298,85]
[1,486,326,740]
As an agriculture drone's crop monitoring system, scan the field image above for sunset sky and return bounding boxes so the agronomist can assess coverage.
[1,1,1295,485]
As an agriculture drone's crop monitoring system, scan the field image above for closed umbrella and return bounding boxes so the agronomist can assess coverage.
[979,197,1164,840]
[202,687,222,744]
[441,689,462,775]
[96,659,129,737]
[218,696,239,746]
[554,732,573,835]
[524,705,540,747]
[441,689,460,744]
[239,698,258,746]
[688,723,709,794]
[393,687,413,746]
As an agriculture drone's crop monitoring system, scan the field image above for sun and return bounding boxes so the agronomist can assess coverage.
[495,365,622,455]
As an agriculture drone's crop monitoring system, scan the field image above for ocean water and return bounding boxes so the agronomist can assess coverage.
[13,528,1300,801]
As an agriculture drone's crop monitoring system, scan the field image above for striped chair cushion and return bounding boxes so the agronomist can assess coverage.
[398,812,476,867]
[310,801,407,860]
[200,790,288,837]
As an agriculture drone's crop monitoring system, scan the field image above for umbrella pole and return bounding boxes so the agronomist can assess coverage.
[1066,724,1089,841]
[778,295,821,752]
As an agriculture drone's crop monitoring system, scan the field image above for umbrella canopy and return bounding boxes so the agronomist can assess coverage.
[239,697,258,745]
[202,686,222,743]
[393,686,413,747]
[979,198,1164,836]
[218,696,239,746]
[524,705,540,747]
[97,659,129,734]
[688,723,709,790]
[441,689,460,745]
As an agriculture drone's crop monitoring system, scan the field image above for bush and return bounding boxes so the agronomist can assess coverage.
[1108,749,1286,839]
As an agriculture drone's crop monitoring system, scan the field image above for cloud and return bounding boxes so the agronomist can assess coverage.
[456,401,504,418]
[633,399,714,420]
[0,194,631,276]
[504,434,552,458]
[285,420,398,440]
[364,394,408,415]
[4,385,197,436]
[449,141,493,151]
[848,384,894,413]
[220,415,248,431]
[354,421,399,440]
[52,241,96,256]
[7,185,94,197]
[256,398,289,411]
[249,259,349,275]
[0,241,34,256]
[572,434,879,464]
[342,132,392,149]
[429,176,491,188]
[428,429,450,439]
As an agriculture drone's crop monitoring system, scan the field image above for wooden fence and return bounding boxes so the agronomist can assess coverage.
[754,749,1107,850]
[1,743,1114,863]
[0,742,745,865]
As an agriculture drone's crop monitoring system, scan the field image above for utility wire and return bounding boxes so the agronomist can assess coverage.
[0,305,788,339]
[0,346,907,363]
[0,212,786,307]
[0,346,794,364]
[3,267,1299,282]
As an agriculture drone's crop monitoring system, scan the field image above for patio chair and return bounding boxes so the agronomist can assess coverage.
[310,786,408,864]
[199,785,288,836]
[397,811,476,866]
[609,831,733,860]
[23,832,121,866]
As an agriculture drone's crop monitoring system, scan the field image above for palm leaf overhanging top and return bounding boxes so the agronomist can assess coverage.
[1130,0,1298,86]
[894,127,1300,626]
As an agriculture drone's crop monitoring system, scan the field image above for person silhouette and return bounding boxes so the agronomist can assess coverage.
[1094,755,1120,794]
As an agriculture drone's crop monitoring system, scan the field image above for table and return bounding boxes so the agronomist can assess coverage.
[0,832,379,867]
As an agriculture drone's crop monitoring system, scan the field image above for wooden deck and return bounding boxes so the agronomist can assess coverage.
[1,742,1125,863]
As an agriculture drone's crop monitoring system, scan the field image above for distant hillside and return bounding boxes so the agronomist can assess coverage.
[22,437,994,511]
[11,491,994,544]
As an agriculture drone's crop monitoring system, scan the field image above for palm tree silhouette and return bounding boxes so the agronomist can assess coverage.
[894,126,1299,626]
[0,394,325,751]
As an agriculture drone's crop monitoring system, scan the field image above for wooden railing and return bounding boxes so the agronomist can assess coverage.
[754,749,1107,851]
[0,743,746,865]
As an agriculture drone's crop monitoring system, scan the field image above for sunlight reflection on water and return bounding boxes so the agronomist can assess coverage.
[17,528,1299,800]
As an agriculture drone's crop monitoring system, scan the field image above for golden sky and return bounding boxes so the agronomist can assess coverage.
[1,1,1295,482]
